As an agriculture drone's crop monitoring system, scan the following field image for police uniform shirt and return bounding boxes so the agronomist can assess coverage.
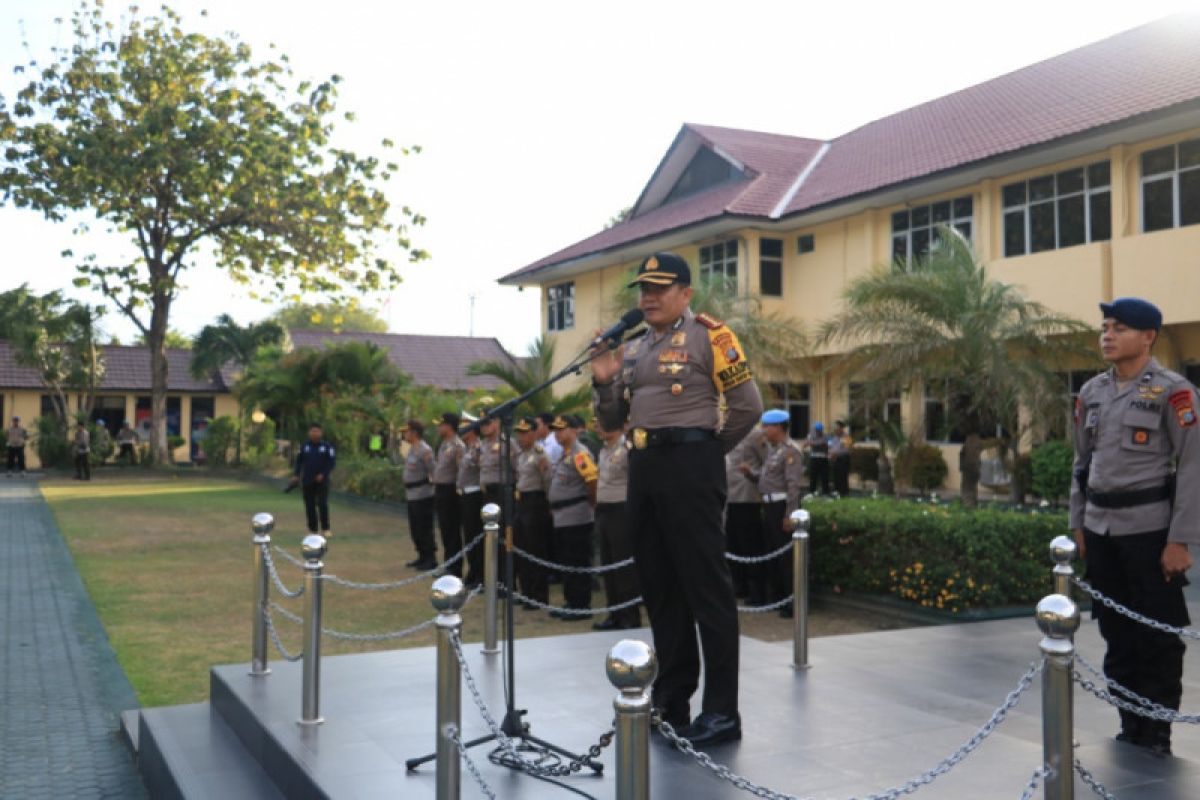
[806,431,829,458]
[434,437,463,485]
[540,433,564,464]
[7,425,28,448]
[295,440,335,485]
[1069,357,1200,543]
[597,435,630,504]
[404,439,436,501]
[456,440,482,492]
[480,435,505,486]
[594,307,763,451]
[116,427,137,445]
[726,427,766,503]
[759,438,806,517]
[73,427,91,454]
[515,442,551,494]
[548,440,597,527]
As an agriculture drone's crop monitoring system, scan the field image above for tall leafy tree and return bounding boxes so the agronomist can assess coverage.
[817,228,1095,506]
[271,302,389,333]
[467,335,592,416]
[0,2,427,462]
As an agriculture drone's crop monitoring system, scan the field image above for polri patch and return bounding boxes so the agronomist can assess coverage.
[1131,428,1152,446]
[1169,389,1198,428]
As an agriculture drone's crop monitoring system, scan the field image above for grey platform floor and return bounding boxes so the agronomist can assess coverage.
[212,592,1200,800]
[0,480,146,798]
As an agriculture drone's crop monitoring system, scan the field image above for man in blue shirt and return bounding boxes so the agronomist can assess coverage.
[293,422,336,537]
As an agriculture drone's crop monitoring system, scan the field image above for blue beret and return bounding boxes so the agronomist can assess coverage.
[814,421,824,431]
[761,409,789,425]
[1100,297,1162,331]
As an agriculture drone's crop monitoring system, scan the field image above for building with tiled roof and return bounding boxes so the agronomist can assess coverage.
[498,15,1200,491]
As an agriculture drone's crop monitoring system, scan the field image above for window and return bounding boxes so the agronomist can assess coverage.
[40,395,56,417]
[924,380,1012,442]
[848,383,901,442]
[1141,138,1200,232]
[1003,161,1111,257]
[699,240,738,286]
[891,196,973,263]
[1046,370,1100,440]
[796,234,815,254]
[663,148,743,205]
[767,383,811,439]
[1186,364,1200,387]
[91,395,126,434]
[546,282,574,332]
[759,238,783,297]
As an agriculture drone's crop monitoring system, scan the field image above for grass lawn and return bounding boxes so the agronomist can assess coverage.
[41,472,901,708]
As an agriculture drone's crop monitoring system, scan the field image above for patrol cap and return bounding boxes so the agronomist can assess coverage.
[402,419,425,435]
[627,252,691,288]
[436,412,461,429]
[1100,297,1162,331]
[550,415,569,430]
[761,409,789,425]
[568,414,586,429]
[459,420,480,437]
[514,416,536,433]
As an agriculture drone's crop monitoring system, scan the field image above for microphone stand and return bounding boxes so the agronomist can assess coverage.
[406,336,628,778]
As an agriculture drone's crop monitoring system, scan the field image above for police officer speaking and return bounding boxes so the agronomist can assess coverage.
[1070,297,1199,757]
[592,251,763,748]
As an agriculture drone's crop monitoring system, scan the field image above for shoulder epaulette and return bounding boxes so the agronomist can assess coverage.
[695,312,724,330]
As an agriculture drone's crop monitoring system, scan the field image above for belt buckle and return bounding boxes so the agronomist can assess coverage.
[632,428,648,450]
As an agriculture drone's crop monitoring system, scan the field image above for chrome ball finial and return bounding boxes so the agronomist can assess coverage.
[300,534,327,562]
[790,508,811,533]
[251,512,275,537]
[481,503,501,525]
[431,575,468,613]
[1049,535,1077,566]
[1036,593,1080,640]
[606,639,657,693]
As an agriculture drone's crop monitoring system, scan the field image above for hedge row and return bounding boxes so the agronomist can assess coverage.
[806,497,1067,612]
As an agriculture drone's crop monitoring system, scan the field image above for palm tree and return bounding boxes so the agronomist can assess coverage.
[467,335,592,416]
[189,314,285,381]
[817,227,1095,507]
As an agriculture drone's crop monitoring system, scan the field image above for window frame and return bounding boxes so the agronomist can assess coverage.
[891,196,974,264]
[768,382,811,440]
[546,281,575,332]
[1140,138,1200,233]
[759,237,783,298]
[848,382,901,443]
[1002,160,1111,257]
[699,239,739,288]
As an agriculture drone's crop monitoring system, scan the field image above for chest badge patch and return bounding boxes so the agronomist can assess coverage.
[1131,428,1151,446]
[1169,389,1198,428]
[670,382,683,396]
[670,331,687,346]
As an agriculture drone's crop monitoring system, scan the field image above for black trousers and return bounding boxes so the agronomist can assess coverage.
[74,452,91,480]
[516,492,551,603]
[407,496,436,560]
[1084,528,1189,739]
[809,457,830,494]
[117,443,137,465]
[761,500,792,602]
[595,502,641,625]
[555,522,594,610]
[302,481,330,532]
[832,454,851,495]
[7,446,25,473]
[725,502,764,601]
[628,438,739,722]
[435,484,463,576]
[460,491,484,583]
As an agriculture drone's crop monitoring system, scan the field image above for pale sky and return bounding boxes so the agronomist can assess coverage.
[0,0,1193,354]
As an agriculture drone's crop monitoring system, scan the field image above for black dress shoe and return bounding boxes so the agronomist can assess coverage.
[592,617,621,631]
[405,557,423,568]
[677,712,741,748]
[413,558,438,571]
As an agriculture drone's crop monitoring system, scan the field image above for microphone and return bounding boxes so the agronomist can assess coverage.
[591,308,645,349]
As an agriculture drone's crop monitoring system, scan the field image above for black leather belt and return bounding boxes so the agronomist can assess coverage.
[630,427,716,450]
[1086,484,1171,509]
[550,495,588,511]
[518,490,546,498]
[405,478,430,489]
[483,483,502,494]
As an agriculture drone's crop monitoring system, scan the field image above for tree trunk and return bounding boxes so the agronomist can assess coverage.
[877,454,895,495]
[147,292,172,465]
[1008,446,1025,505]
[960,432,982,508]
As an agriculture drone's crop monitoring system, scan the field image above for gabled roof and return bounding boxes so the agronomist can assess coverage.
[285,330,517,391]
[500,14,1200,285]
[0,341,231,393]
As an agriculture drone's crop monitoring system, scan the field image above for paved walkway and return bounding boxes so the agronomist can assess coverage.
[1,481,146,798]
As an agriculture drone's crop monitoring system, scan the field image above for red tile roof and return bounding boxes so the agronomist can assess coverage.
[286,330,517,391]
[0,341,230,392]
[501,15,1200,284]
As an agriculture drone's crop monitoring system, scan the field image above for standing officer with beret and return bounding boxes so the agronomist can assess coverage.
[433,412,465,577]
[513,416,552,606]
[759,409,806,618]
[1071,297,1199,757]
[547,414,598,619]
[592,251,763,747]
[401,420,438,570]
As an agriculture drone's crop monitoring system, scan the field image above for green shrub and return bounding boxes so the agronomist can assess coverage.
[1031,440,1074,503]
[35,415,72,468]
[202,416,239,467]
[336,457,405,502]
[807,497,1066,611]
[244,415,277,467]
[896,443,948,491]
[850,446,880,482]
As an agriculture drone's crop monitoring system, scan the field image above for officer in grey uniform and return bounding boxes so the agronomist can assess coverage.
[830,420,853,496]
[547,414,597,619]
[402,420,437,570]
[457,422,484,588]
[592,251,762,747]
[758,409,806,617]
[593,416,641,630]
[725,425,766,601]
[1071,297,1200,756]
[7,416,29,476]
[480,415,506,511]
[804,422,830,495]
[513,416,552,605]
[433,413,464,577]
[73,421,91,480]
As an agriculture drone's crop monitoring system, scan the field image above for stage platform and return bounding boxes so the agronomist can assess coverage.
[129,607,1200,799]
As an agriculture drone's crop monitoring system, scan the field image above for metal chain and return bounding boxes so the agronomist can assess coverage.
[271,532,485,591]
[653,659,1043,800]
[262,605,303,662]
[1073,578,1200,639]
[1074,759,1119,800]
[1017,765,1052,800]
[448,725,498,800]
[511,589,642,617]
[269,587,481,642]
[726,540,794,564]
[262,545,305,599]
[450,631,614,777]
[510,544,634,574]
[1074,653,1200,724]
[738,595,795,613]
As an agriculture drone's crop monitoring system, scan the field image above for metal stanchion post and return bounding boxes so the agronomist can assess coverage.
[299,534,327,725]
[433,575,467,800]
[790,509,812,670]
[481,503,500,655]
[607,639,657,800]
[1036,593,1080,800]
[1049,535,1077,598]
[250,512,274,677]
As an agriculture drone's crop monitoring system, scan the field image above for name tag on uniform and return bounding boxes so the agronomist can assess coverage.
[658,350,689,363]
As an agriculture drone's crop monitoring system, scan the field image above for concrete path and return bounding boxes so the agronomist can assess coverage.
[1,480,146,798]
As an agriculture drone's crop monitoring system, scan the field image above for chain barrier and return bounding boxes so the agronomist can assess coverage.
[1074,651,1200,724]
[726,540,794,565]
[262,604,303,662]
[1074,759,1119,800]
[1073,578,1200,640]
[653,659,1043,800]
[448,725,498,800]
[266,587,481,642]
[510,545,634,575]
[262,545,305,599]
[450,631,614,777]
[511,589,643,618]
[1017,765,1052,800]
[271,532,485,591]
[738,595,795,614]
